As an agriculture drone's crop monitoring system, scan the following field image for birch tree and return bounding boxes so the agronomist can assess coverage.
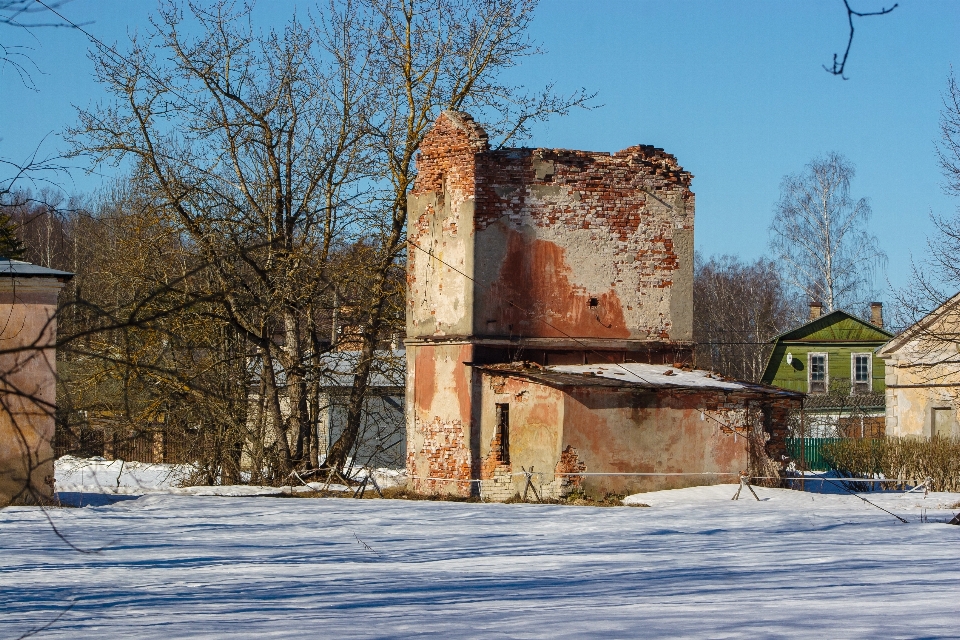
[769,152,886,313]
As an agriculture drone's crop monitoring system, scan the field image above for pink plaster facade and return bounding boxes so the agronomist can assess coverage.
[0,270,69,506]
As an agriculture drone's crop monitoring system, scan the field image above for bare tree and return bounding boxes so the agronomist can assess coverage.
[0,0,81,89]
[903,71,960,314]
[57,0,590,484]
[769,152,886,313]
[693,254,800,381]
[889,71,960,400]
[823,0,897,80]
[66,0,378,478]
[320,0,593,475]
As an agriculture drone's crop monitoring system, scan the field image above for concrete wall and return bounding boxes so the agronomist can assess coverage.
[320,392,406,469]
[0,277,64,506]
[882,339,960,438]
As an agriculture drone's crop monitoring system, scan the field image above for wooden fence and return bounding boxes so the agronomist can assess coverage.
[55,425,193,464]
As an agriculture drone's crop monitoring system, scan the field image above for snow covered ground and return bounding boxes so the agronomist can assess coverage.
[3,478,960,639]
[53,456,401,504]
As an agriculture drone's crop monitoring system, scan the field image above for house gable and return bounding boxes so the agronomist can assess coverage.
[773,310,893,344]
[761,310,892,394]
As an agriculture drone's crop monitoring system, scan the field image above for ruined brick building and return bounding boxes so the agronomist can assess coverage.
[405,111,800,499]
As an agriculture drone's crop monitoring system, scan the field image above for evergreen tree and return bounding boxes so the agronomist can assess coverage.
[0,212,25,260]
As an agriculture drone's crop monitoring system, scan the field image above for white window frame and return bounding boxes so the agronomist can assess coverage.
[808,352,828,394]
[850,352,872,393]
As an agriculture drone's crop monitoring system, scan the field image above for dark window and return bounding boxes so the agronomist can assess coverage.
[809,354,826,393]
[495,403,510,464]
[853,354,870,392]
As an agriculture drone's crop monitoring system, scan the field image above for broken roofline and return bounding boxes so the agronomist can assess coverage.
[467,363,803,400]
[436,110,693,181]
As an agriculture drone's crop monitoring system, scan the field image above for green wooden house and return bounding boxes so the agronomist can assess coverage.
[760,303,893,438]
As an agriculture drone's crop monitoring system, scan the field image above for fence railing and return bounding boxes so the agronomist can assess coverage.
[785,437,847,472]
[55,426,194,464]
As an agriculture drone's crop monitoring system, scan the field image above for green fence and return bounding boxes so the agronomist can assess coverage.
[785,438,846,472]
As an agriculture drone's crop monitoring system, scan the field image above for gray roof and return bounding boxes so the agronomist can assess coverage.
[316,349,405,391]
[0,259,73,279]
[470,362,803,400]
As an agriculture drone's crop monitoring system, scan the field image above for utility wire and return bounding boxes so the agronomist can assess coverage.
[405,236,768,437]
[405,236,662,386]
[34,0,193,108]
[38,0,733,425]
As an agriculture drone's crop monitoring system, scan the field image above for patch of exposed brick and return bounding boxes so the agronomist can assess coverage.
[480,428,509,481]
[555,445,587,488]
[408,110,696,342]
[406,416,472,495]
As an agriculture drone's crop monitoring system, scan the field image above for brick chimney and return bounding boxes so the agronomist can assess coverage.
[870,302,883,328]
[809,302,823,321]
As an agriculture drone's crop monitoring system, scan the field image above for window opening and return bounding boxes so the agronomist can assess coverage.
[809,354,827,393]
[852,353,870,393]
[933,408,953,438]
[495,403,510,464]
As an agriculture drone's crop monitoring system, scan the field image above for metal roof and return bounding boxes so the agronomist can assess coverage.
[0,259,74,279]
[470,362,803,399]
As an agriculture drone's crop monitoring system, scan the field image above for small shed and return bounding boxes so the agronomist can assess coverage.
[460,362,800,500]
[0,259,72,506]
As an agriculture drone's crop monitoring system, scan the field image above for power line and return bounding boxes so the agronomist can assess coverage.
[34,0,192,108]
[404,236,662,387]
[404,236,811,448]
[34,0,122,61]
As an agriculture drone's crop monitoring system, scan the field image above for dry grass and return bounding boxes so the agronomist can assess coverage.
[821,437,960,492]
[280,486,649,507]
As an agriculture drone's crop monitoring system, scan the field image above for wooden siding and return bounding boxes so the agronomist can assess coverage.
[778,315,891,343]
[763,342,886,393]
[761,314,891,394]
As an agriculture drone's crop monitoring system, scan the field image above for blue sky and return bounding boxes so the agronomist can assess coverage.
[2,0,958,294]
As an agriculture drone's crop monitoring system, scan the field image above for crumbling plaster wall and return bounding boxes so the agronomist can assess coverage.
[404,110,699,497]
[559,388,754,496]
[405,343,476,495]
[473,369,793,501]
[406,110,695,342]
[473,146,694,342]
[0,279,63,506]
[477,372,565,501]
[407,112,487,338]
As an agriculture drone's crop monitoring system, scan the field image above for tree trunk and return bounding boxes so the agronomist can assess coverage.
[262,346,292,469]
